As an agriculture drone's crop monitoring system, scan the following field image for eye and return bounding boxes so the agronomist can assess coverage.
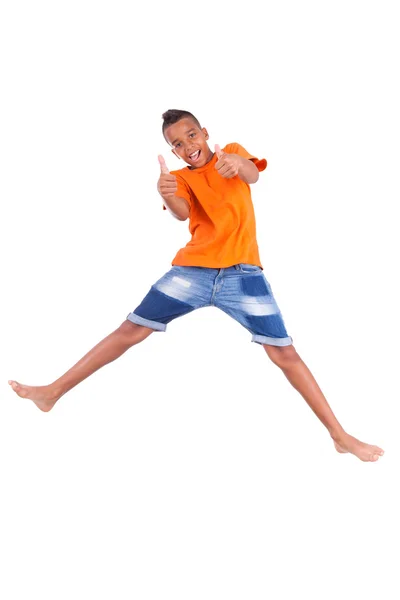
[175,142,181,148]
[189,133,196,138]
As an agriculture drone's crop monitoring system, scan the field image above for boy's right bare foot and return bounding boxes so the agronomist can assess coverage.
[8,380,61,412]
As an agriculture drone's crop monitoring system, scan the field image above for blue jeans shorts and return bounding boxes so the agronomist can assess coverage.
[126,264,293,346]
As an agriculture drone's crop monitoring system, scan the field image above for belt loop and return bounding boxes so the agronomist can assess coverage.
[234,264,240,271]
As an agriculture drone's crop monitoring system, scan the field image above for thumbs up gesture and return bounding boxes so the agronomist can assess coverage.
[157,155,178,199]
[214,144,241,179]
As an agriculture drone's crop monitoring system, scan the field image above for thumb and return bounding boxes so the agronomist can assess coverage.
[215,144,223,159]
[158,155,170,175]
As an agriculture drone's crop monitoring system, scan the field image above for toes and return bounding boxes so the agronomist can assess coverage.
[9,381,26,396]
[370,447,384,458]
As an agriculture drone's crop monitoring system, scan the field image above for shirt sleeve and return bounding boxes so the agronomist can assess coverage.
[162,172,192,211]
[223,142,267,172]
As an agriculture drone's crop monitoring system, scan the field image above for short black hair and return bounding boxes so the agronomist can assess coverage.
[162,109,201,139]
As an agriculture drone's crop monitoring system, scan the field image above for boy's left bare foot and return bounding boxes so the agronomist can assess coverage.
[332,431,384,462]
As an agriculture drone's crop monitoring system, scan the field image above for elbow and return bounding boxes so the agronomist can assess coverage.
[174,212,189,221]
[177,207,190,221]
[251,167,260,183]
[240,165,259,184]
[250,172,259,184]
[244,172,259,185]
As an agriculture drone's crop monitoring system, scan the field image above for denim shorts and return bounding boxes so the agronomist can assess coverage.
[126,264,293,346]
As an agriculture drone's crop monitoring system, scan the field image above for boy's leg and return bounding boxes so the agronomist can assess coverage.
[263,343,384,462]
[8,321,153,412]
[8,264,214,413]
[212,267,384,462]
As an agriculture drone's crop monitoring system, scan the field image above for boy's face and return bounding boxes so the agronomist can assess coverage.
[164,117,214,168]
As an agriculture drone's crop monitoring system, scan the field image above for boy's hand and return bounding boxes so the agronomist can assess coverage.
[215,144,241,179]
[157,155,178,199]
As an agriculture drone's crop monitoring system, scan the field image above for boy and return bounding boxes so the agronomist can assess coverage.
[8,109,384,463]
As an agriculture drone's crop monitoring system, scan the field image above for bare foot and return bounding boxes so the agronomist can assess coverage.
[8,380,61,412]
[332,432,384,462]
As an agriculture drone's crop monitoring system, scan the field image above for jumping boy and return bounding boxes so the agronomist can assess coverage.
[8,109,384,463]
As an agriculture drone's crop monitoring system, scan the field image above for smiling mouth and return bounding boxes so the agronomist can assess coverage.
[189,150,201,162]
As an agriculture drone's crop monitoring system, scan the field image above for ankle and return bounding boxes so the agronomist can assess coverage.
[48,382,64,400]
[329,426,347,442]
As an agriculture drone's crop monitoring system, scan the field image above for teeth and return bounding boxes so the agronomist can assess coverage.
[190,150,200,159]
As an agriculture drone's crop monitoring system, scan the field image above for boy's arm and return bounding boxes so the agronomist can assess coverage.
[158,155,190,221]
[215,143,267,184]
[236,156,260,184]
[161,194,190,221]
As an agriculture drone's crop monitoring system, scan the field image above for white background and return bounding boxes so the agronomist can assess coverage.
[1,1,399,598]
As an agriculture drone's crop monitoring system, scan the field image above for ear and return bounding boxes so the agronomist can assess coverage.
[171,148,181,160]
[202,127,209,140]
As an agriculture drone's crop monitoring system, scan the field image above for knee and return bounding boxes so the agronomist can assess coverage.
[117,320,154,343]
[263,343,300,368]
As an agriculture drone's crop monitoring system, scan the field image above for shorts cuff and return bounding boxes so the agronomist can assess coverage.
[251,334,293,346]
[126,312,167,332]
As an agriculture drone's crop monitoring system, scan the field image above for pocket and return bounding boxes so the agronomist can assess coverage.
[239,263,262,274]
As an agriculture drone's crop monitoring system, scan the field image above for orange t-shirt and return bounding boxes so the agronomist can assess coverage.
[163,142,267,268]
